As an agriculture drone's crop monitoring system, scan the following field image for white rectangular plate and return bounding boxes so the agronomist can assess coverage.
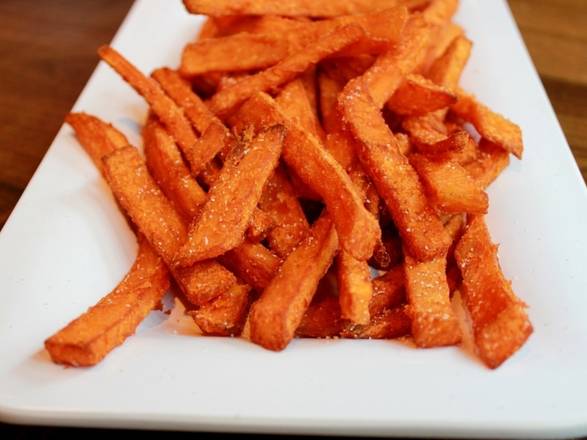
[1,0,587,437]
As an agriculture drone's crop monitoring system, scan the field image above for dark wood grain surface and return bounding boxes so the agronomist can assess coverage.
[0,0,586,437]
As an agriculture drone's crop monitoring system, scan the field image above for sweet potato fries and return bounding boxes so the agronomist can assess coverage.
[46,0,532,369]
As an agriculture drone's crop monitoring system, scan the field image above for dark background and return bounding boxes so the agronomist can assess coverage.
[0,0,586,438]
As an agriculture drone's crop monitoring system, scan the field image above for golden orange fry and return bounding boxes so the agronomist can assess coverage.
[175,125,285,266]
[143,118,207,221]
[337,250,373,325]
[410,153,488,214]
[98,46,199,166]
[454,216,533,368]
[404,254,461,347]
[465,139,511,188]
[452,90,524,159]
[45,236,169,366]
[250,214,338,350]
[184,0,410,17]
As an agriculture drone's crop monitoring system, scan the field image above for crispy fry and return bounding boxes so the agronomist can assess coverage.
[454,216,533,368]
[410,154,488,214]
[337,251,373,325]
[452,90,523,158]
[175,125,285,266]
[184,0,407,17]
[220,243,281,291]
[143,118,207,221]
[301,68,319,119]
[277,79,324,141]
[232,92,380,261]
[318,69,344,133]
[182,34,290,75]
[341,80,450,261]
[98,47,199,165]
[104,146,236,305]
[65,112,128,174]
[388,74,456,116]
[258,167,310,258]
[428,36,472,89]
[465,139,510,188]
[45,236,169,366]
[250,215,338,350]
[189,283,251,336]
[341,306,411,339]
[404,254,461,347]
[208,24,365,117]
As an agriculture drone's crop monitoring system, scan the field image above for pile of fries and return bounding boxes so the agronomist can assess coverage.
[45,0,532,369]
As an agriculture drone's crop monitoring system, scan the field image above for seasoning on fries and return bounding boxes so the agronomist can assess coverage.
[46,0,532,369]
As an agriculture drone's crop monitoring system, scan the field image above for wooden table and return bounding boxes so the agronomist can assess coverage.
[0,0,586,437]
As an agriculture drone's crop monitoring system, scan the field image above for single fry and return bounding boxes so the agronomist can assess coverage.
[175,125,285,266]
[189,283,251,336]
[98,47,199,164]
[454,216,533,368]
[181,34,290,76]
[258,167,310,258]
[341,79,450,261]
[208,24,365,117]
[232,92,380,261]
[143,118,207,221]
[220,242,281,291]
[337,251,373,325]
[104,146,236,305]
[249,215,338,351]
[410,154,488,214]
[465,139,510,188]
[427,36,472,89]
[388,74,456,116]
[184,0,407,17]
[276,79,324,141]
[65,112,128,174]
[45,236,169,366]
[452,90,523,158]
[403,111,448,146]
[404,254,461,347]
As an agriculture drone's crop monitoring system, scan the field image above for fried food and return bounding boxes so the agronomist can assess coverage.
[175,125,285,266]
[45,236,169,366]
[454,216,533,368]
[250,215,338,350]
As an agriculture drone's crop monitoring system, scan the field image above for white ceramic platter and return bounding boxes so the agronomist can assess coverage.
[1,0,586,437]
